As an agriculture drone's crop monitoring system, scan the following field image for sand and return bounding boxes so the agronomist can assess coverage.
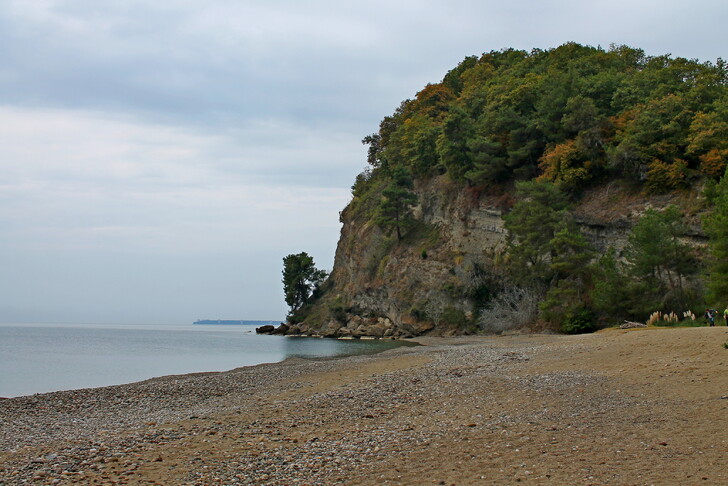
[1,326,727,485]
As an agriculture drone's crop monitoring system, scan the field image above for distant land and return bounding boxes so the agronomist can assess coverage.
[193,320,281,326]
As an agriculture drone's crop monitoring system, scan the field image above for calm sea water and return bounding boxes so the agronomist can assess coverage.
[0,323,411,398]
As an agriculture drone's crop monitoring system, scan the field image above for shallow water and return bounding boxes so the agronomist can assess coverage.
[0,323,412,397]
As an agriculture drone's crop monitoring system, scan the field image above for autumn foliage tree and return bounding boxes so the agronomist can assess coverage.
[361,43,726,193]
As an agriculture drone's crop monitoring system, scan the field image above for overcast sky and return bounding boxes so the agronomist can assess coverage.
[1,0,725,324]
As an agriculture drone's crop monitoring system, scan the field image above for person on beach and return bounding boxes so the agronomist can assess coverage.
[724,307,728,326]
[704,309,716,326]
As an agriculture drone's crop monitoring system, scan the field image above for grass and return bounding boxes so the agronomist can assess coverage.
[653,319,705,328]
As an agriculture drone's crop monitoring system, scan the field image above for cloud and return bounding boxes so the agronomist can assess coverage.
[0,106,354,256]
[0,0,725,323]
[4,1,724,130]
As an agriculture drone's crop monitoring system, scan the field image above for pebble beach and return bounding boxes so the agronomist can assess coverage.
[1,327,726,485]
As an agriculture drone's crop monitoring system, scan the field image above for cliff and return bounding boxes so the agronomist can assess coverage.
[287,176,707,338]
[282,43,724,337]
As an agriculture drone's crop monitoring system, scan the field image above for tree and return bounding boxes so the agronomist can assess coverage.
[537,139,592,191]
[503,181,570,284]
[503,181,600,330]
[589,249,632,320]
[436,106,475,181]
[282,253,328,316]
[624,206,697,312]
[539,221,596,331]
[704,167,728,303]
[687,106,728,178]
[361,133,383,168]
[376,166,418,241]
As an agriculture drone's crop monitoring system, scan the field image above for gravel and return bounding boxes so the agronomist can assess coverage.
[0,338,652,485]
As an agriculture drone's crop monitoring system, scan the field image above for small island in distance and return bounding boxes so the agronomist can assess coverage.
[193,319,281,326]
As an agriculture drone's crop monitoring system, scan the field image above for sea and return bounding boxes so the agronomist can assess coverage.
[0,322,412,398]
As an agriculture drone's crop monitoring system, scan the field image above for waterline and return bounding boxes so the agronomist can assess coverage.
[0,323,412,397]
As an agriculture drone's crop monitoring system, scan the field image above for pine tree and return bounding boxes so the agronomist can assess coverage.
[625,206,696,312]
[376,166,418,241]
[282,252,328,316]
[704,168,728,303]
[503,181,570,284]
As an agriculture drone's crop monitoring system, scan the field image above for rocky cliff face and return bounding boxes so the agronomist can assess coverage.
[288,176,706,338]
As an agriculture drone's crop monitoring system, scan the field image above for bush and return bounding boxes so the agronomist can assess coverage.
[409,306,427,321]
[440,307,468,328]
[328,297,348,323]
[366,236,395,276]
[646,310,701,327]
[442,281,464,299]
[644,159,690,193]
[560,307,597,334]
[478,286,540,333]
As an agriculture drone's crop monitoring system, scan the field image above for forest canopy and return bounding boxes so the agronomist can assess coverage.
[362,43,727,193]
[290,43,728,335]
[347,43,728,333]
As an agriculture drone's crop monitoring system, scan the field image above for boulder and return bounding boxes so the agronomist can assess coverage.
[336,326,353,338]
[255,325,276,334]
[399,315,435,335]
[320,320,342,338]
[272,323,290,335]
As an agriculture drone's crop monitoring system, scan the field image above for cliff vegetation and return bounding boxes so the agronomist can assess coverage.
[284,43,728,337]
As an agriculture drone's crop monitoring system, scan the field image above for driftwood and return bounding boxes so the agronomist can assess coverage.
[620,321,647,329]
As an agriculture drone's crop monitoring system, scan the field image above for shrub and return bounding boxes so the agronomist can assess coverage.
[440,307,468,327]
[409,306,427,321]
[699,149,728,179]
[424,301,444,324]
[560,306,596,334]
[442,281,465,299]
[644,158,689,193]
[478,286,540,333]
[328,297,348,323]
[366,236,395,276]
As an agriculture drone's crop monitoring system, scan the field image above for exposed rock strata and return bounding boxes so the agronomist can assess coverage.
[291,176,706,338]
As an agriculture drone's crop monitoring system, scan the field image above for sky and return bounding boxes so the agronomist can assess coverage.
[1,0,726,324]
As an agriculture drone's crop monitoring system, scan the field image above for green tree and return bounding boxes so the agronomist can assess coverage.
[589,249,632,320]
[624,206,697,312]
[704,167,728,302]
[503,181,570,284]
[282,252,328,316]
[436,106,475,181]
[504,182,599,330]
[376,166,418,241]
[539,221,597,331]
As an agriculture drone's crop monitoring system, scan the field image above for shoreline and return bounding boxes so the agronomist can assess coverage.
[1,327,727,484]
[0,326,413,399]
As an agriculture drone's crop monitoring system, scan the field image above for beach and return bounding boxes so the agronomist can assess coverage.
[1,327,726,485]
